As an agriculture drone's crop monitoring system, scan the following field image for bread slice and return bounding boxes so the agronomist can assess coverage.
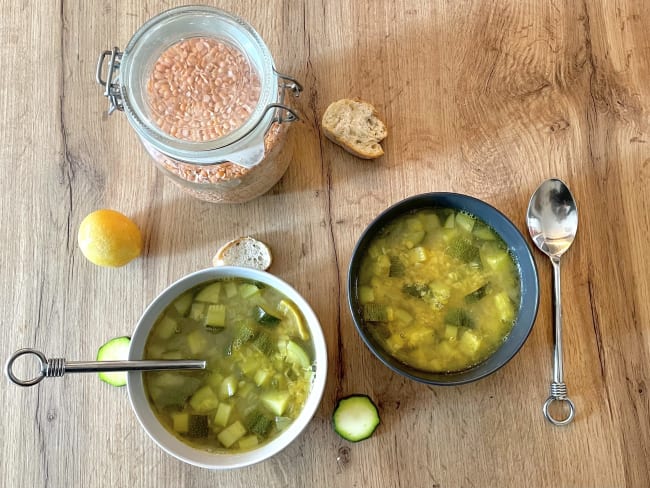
[322,99,387,159]
[212,237,272,271]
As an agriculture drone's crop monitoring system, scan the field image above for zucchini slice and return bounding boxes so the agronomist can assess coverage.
[96,336,131,387]
[332,395,380,442]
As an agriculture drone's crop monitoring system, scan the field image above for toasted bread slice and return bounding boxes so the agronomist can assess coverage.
[321,99,387,159]
[212,237,272,271]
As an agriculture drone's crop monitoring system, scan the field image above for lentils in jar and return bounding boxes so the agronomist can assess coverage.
[147,37,261,142]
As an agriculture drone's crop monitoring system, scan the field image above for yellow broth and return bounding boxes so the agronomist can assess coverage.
[143,278,313,452]
[357,208,521,373]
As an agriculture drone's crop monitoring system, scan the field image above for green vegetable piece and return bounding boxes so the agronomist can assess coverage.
[171,412,189,433]
[358,285,375,304]
[218,375,238,400]
[444,213,455,228]
[224,281,238,298]
[455,212,476,233]
[275,416,292,431]
[214,402,233,427]
[363,303,391,322]
[239,283,260,298]
[205,304,226,328]
[252,330,275,356]
[217,421,247,448]
[187,415,209,438]
[261,390,291,416]
[156,315,178,339]
[187,329,208,355]
[332,394,380,442]
[231,322,257,350]
[402,283,430,298]
[246,411,273,437]
[286,340,311,369]
[445,308,474,328]
[465,284,489,303]
[188,385,219,413]
[255,305,281,326]
[189,302,206,321]
[446,237,480,263]
[388,256,405,277]
[195,282,222,303]
[238,435,259,450]
[473,222,497,241]
[96,336,131,387]
[173,291,194,316]
[254,368,272,387]
[148,373,201,408]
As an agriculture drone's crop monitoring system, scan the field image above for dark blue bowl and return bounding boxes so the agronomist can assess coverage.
[347,192,539,385]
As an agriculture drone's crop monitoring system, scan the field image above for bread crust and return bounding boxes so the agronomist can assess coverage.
[322,98,387,159]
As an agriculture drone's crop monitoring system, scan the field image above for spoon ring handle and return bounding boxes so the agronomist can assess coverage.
[542,381,575,426]
[5,348,54,387]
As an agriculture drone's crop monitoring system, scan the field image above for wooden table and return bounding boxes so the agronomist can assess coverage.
[2,1,649,486]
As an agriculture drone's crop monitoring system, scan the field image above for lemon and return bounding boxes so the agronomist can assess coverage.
[277,299,310,341]
[78,209,143,267]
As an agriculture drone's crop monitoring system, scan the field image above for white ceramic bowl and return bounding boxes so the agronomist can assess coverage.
[127,267,328,469]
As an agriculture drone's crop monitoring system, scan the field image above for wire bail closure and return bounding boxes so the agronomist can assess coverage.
[96,47,124,115]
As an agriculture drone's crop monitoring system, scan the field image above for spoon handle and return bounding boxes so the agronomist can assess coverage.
[542,258,575,426]
[5,348,206,387]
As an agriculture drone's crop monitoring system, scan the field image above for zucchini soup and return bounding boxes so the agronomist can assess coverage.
[143,278,314,452]
[356,208,521,373]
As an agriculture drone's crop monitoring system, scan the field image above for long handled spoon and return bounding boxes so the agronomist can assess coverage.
[5,348,205,387]
[526,178,578,426]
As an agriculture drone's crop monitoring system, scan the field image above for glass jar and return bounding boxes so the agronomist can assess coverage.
[96,6,302,203]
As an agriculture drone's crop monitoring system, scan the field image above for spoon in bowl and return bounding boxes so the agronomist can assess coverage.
[5,348,206,387]
[526,178,578,426]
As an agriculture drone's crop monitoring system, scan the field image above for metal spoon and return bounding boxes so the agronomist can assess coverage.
[5,348,206,387]
[526,178,578,426]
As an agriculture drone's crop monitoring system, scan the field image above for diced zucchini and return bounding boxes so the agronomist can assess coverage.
[403,230,425,249]
[286,341,311,369]
[446,237,480,263]
[187,329,208,355]
[195,282,222,303]
[171,412,189,433]
[362,303,394,322]
[494,291,515,323]
[252,331,275,356]
[189,303,206,321]
[427,282,450,309]
[388,256,405,277]
[187,415,209,438]
[217,421,247,448]
[402,283,430,298]
[231,322,257,350]
[275,416,292,431]
[358,285,375,304]
[405,217,424,232]
[421,212,441,231]
[465,284,489,303]
[214,402,233,427]
[445,308,474,328]
[218,375,238,400]
[261,390,291,416]
[205,304,226,328]
[255,305,281,326]
[409,246,427,263]
[207,372,225,389]
[459,330,482,354]
[473,222,497,241]
[455,212,476,233]
[238,435,259,450]
[148,374,201,408]
[173,291,194,316]
[224,281,238,298]
[189,385,219,413]
[239,283,260,298]
[254,368,272,387]
[332,395,380,442]
[156,315,178,339]
[246,411,273,437]
[444,325,459,341]
[444,213,455,228]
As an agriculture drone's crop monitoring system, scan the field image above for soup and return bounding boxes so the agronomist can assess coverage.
[144,278,314,452]
[356,208,521,373]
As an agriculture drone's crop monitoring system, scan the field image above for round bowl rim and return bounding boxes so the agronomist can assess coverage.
[127,266,327,469]
[347,192,539,386]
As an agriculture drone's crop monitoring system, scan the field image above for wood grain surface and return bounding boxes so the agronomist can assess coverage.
[1,0,649,487]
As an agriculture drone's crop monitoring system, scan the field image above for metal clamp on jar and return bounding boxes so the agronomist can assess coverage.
[97,6,302,203]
